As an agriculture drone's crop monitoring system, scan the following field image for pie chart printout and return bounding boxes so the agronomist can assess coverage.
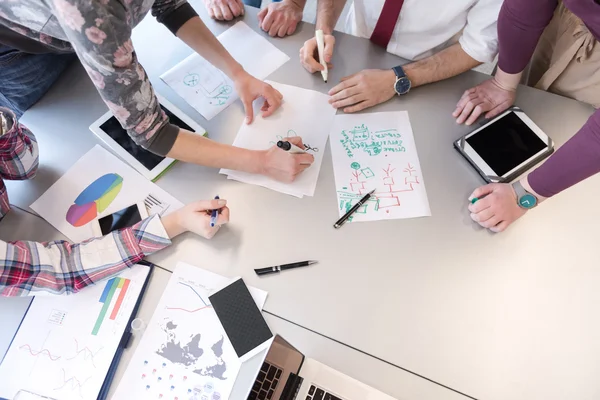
[66,173,123,227]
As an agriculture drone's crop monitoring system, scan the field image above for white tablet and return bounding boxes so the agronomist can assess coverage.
[89,95,206,181]
[454,108,554,183]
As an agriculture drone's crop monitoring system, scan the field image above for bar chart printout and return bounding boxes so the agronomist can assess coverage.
[92,277,131,335]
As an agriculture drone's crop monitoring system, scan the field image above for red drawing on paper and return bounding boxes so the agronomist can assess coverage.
[66,339,103,368]
[19,344,61,361]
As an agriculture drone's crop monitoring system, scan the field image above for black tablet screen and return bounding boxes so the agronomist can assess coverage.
[98,204,142,235]
[99,105,194,170]
[466,112,546,176]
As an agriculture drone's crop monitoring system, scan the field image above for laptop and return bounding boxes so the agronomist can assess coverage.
[248,335,396,400]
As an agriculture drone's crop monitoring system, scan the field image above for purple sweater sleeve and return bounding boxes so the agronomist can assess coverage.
[497,0,557,73]
[529,111,600,198]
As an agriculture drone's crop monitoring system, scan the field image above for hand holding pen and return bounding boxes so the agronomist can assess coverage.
[163,198,229,239]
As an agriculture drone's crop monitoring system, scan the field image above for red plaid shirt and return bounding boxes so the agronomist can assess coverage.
[0,114,171,296]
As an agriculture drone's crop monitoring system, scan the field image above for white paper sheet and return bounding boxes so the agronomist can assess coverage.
[30,145,183,242]
[329,111,431,222]
[161,22,290,120]
[221,81,336,197]
[112,262,268,400]
[0,265,150,400]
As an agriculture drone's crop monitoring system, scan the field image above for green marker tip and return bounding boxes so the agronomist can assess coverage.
[470,198,478,204]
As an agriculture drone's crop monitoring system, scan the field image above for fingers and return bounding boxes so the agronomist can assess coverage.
[242,97,255,124]
[216,206,230,225]
[329,86,360,104]
[489,221,509,233]
[287,20,298,36]
[212,5,223,19]
[300,38,324,73]
[464,103,486,126]
[295,153,315,166]
[329,77,355,96]
[206,5,216,18]
[257,7,267,23]
[277,23,288,38]
[192,198,228,211]
[469,184,496,202]
[455,98,481,125]
[343,100,372,113]
[260,86,283,118]
[469,207,494,223]
[261,8,276,33]
[286,136,304,147]
[331,94,364,110]
[323,35,335,63]
[220,3,234,20]
[228,0,243,17]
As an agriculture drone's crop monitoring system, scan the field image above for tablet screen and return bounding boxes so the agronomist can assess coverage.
[99,105,194,170]
[98,204,142,235]
[466,112,546,176]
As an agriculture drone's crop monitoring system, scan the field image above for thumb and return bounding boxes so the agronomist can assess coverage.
[468,184,496,201]
[324,36,335,62]
[257,7,266,22]
[242,97,254,124]
[191,198,227,211]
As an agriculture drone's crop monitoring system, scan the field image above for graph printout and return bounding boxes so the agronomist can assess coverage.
[112,263,268,400]
[0,265,150,400]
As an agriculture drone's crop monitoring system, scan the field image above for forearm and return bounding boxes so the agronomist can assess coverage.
[176,16,245,80]
[525,111,600,198]
[403,43,481,88]
[316,0,346,33]
[0,215,171,297]
[167,129,264,174]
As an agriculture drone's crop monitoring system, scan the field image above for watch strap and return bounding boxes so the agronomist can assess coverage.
[392,65,406,79]
[512,180,527,199]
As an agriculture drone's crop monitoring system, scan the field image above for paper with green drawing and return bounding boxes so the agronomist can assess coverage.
[329,111,431,222]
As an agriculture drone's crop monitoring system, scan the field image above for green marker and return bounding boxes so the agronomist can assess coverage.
[470,198,478,204]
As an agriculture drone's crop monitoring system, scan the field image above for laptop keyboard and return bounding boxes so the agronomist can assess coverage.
[248,361,283,400]
[306,385,345,400]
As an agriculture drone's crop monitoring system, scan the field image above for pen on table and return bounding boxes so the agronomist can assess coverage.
[255,260,318,276]
[334,189,376,229]
[315,30,328,83]
[210,195,220,227]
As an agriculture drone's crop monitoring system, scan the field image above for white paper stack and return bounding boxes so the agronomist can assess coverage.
[161,22,290,120]
[221,81,337,198]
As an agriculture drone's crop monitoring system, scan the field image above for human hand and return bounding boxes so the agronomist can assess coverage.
[234,72,283,124]
[453,78,516,125]
[299,33,334,73]
[328,69,396,113]
[203,0,244,21]
[261,136,315,182]
[467,184,526,233]
[162,199,230,239]
[258,0,303,37]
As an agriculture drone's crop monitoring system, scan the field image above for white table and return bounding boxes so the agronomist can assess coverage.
[5,3,600,400]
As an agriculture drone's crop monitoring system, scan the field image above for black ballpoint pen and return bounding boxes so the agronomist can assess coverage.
[254,260,318,276]
[333,189,376,229]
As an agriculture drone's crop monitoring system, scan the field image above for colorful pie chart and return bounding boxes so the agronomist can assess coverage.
[66,173,123,227]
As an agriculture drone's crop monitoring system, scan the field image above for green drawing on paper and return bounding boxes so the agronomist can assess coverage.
[209,85,233,106]
[183,73,200,87]
[350,162,361,170]
[339,125,406,158]
[361,167,375,178]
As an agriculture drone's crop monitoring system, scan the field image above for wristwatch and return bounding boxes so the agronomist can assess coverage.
[392,66,411,95]
[512,180,538,209]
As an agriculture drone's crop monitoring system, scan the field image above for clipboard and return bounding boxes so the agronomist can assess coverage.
[0,261,155,400]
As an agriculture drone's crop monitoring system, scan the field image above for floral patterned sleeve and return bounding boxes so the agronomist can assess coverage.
[48,0,197,156]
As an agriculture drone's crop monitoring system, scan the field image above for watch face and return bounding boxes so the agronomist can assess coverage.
[394,77,411,95]
[519,193,537,209]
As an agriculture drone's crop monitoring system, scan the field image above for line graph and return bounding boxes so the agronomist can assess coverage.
[66,338,103,368]
[165,282,213,313]
[54,368,91,398]
[19,344,61,361]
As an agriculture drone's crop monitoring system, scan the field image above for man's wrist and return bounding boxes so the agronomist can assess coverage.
[283,0,307,10]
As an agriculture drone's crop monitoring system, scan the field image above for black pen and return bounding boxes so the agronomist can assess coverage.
[254,260,318,276]
[334,189,376,229]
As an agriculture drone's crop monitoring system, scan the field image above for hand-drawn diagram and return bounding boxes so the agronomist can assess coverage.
[337,162,422,220]
[54,368,92,399]
[269,130,319,152]
[183,70,233,107]
[339,124,406,158]
[166,282,213,313]
[66,339,103,368]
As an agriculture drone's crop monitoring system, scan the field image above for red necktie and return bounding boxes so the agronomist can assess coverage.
[370,0,405,49]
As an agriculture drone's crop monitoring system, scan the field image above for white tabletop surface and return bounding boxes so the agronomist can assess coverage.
[4,3,600,400]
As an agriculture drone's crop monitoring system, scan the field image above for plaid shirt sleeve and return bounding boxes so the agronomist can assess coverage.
[0,214,171,297]
[0,114,39,221]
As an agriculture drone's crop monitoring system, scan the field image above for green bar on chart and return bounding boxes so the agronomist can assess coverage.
[92,277,120,335]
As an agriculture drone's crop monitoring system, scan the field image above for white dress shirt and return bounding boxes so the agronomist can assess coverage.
[344,0,502,63]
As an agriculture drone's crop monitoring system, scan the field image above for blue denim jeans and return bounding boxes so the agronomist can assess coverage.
[0,45,75,120]
[243,0,281,8]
